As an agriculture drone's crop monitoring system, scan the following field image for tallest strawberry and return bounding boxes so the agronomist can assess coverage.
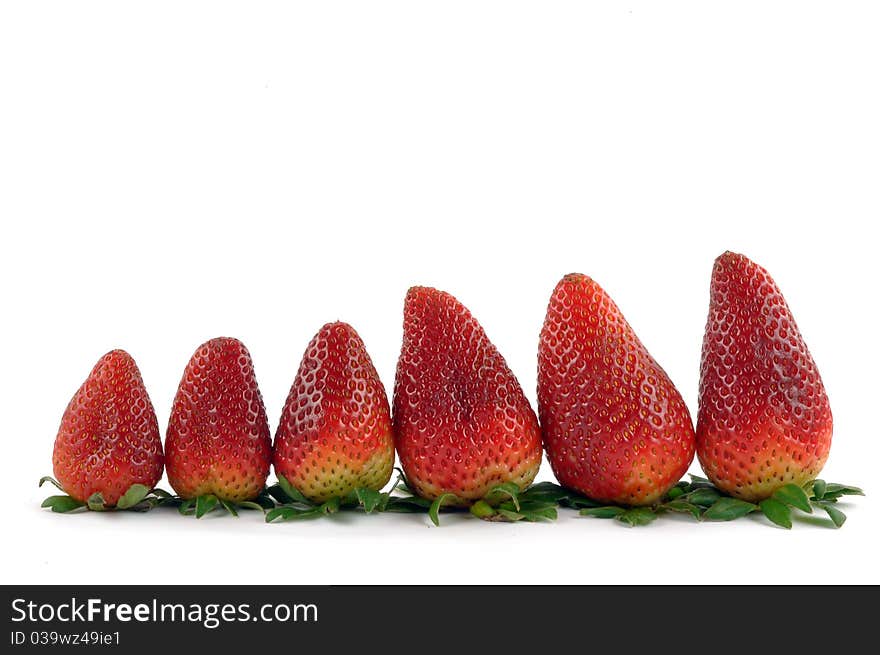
[393,287,542,506]
[697,252,833,501]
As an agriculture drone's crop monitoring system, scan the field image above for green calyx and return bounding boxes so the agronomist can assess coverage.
[460,484,559,525]
[568,475,864,529]
[39,477,173,513]
[172,490,275,518]
[263,472,560,526]
[263,473,407,523]
[39,471,864,530]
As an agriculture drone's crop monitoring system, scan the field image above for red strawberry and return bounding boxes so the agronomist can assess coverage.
[393,287,542,506]
[697,252,832,501]
[538,274,695,506]
[165,337,271,503]
[273,322,394,502]
[52,350,163,506]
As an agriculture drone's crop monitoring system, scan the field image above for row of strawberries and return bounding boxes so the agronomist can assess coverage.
[42,251,856,527]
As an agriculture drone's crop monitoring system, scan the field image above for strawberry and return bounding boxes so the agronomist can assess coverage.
[696,252,833,501]
[273,322,394,503]
[393,287,542,506]
[51,350,164,506]
[165,337,272,503]
[538,274,696,506]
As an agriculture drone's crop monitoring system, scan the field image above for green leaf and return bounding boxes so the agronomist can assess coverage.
[521,482,594,508]
[490,500,558,522]
[703,497,757,521]
[485,482,521,511]
[392,467,411,488]
[470,500,496,519]
[428,493,458,526]
[520,481,570,504]
[252,489,278,509]
[178,498,195,515]
[374,474,404,512]
[151,488,173,499]
[41,495,85,513]
[219,499,239,517]
[237,501,267,513]
[382,501,426,513]
[580,506,626,519]
[39,476,66,492]
[355,488,383,513]
[495,508,525,522]
[266,506,321,523]
[125,501,155,513]
[276,476,313,504]
[518,503,558,522]
[812,500,846,528]
[339,490,359,507]
[153,492,181,508]
[759,498,792,529]
[116,484,151,510]
[383,496,433,513]
[385,472,404,494]
[87,493,106,511]
[811,479,827,500]
[265,507,290,523]
[377,493,393,512]
[266,485,290,505]
[616,508,658,527]
[560,494,603,509]
[320,496,341,514]
[275,475,296,498]
[685,475,717,491]
[823,483,865,498]
[772,484,812,513]
[683,488,722,507]
[195,494,218,518]
[666,486,685,501]
[661,500,703,520]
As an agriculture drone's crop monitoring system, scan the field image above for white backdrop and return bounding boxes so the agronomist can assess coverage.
[1,1,877,584]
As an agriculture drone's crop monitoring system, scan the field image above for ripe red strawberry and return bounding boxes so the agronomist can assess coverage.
[165,337,271,503]
[393,287,542,506]
[273,322,394,502]
[697,252,832,501]
[52,350,164,506]
[538,274,695,506]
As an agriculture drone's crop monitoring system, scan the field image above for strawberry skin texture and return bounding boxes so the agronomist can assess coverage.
[393,287,543,506]
[52,350,164,505]
[538,274,695,506]
[165,337,272,502]
[697,252,832,501]
[273,322,394,503]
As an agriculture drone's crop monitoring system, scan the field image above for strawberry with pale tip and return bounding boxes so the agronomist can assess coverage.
[273,321,394,503]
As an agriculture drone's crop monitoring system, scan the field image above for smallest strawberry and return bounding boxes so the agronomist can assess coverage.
[42,350,168,513]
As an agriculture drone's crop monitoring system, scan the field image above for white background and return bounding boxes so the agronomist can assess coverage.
[1,1,877,585]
